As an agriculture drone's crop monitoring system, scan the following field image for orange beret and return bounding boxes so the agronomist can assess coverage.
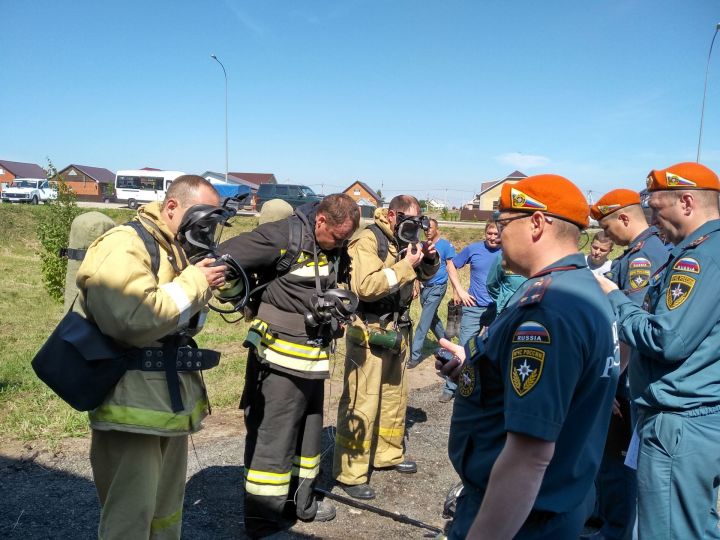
[646,162,720,192]
[589,189,641,221]
[499,174,589,229]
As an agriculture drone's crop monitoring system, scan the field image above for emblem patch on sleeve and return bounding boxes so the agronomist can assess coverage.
[458,363,476,398]
[672,257,701,274]
[629,268,651,290]
[512,321,551,344]
[510,347,545,397]
[666,274,696,310]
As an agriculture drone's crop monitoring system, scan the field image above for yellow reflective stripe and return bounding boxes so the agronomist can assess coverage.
[91,399,207,432]
[245,467,292,496]
[245,468,292,485]
[335,433,372,451]
[245,482,290,496]
[291,453,321,478]
[294,454,321,468]
[150,507,182,533]
[292,464,319,478]
[263,347,330,372]
[250,320,329,359]
[377,426,405,438]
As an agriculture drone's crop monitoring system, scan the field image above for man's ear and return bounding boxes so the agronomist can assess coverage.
[165,197,180,211]
[618,213,630,226]
[316,213,327,228]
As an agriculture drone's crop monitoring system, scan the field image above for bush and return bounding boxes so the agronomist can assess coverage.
[36,161,80,302]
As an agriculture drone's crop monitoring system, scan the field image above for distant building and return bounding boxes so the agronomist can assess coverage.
[343,180,382,207]
[426,198,447,211]
[57,164,116,201]
[0,159,47,192]
[228,172,277,186]
[460,170,527,221]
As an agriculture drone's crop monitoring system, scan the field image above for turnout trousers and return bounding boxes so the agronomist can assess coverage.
[90,428,188,540]
[636,405,720,540]
[333,336,409,485]
[242,349,324,538]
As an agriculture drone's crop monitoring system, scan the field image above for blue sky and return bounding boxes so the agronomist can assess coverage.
[1,1,718,206]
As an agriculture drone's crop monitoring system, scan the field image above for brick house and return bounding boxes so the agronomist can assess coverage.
[0,159,47,192]
[57,164,116,201]
[343,180,381,207]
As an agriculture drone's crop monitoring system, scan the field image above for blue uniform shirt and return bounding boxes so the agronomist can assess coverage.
[610,219,720,410]
[451,241,500,307]
[425,237,456,286]
[449,253,619,514]
[606,227,668,306]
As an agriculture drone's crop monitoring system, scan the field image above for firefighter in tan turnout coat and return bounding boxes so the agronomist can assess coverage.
[334,195,439,500]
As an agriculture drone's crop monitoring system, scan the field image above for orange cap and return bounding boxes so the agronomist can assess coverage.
[499,174,589,229]
[646,162,720,192]
[590,189,641,220]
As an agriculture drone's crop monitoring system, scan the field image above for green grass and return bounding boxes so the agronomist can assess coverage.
[0,205,605,443]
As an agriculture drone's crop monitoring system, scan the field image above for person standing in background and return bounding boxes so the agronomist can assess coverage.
[585,231,614,276]
[444,221,501,402]
[408,218,456,368]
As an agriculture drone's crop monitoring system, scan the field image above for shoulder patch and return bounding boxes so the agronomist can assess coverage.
[458,363,476,398]
[666,274,696,310]
[510,347,545,397]
[672,257,700,274]
[512,321,551,344]
[518,277,552,307]
[629,257,651,269]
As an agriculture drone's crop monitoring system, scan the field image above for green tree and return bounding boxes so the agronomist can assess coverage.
[37,159,81,302]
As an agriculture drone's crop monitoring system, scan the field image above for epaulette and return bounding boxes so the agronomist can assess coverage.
[627,240,644,255]
[518,277,552,307]
[686,234,709,250]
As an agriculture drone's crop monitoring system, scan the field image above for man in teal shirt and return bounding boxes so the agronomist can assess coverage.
[596,162,720,540]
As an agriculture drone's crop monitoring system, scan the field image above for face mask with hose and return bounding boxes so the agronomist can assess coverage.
[175,196,251,317]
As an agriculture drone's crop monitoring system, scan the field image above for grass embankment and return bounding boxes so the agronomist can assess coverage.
[0,204,612,444]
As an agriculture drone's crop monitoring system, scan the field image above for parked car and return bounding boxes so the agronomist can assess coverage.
[256,184,322,211]
[1,178,57,204]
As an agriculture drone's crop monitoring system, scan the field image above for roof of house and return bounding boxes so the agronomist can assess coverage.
[228,172,276,185]
[60,164,116,184]
[0,159,46,179]
[478,170,527,196]
[345,180,381,203]
[479,170,527,192]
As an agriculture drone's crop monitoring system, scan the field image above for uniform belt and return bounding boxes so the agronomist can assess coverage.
[126,346,220,372]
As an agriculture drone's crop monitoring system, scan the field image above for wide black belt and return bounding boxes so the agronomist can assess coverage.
[127,346,221,372]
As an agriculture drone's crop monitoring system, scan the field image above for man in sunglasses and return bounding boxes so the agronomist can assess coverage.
[334,195,439,501]
[437,174,619,539]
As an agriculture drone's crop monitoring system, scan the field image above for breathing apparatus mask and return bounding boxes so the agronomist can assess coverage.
[176,196,251,314]
[394,212,431,255]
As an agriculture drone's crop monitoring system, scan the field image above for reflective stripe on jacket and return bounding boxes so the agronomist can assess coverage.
[77,202,213,435]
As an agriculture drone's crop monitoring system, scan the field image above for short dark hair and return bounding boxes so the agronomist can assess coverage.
[429,218,439,227]
[389,195,420,213]
[163,175,217,209]
[317,193,360,228]
[591,230,613,245]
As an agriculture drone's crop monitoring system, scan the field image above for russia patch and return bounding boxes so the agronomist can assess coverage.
[666,172,697,188]
[629,257,651,269]
[510,347,545,397]
[666,274,696,310]
[512,321,551,344]
[672,257,701,274]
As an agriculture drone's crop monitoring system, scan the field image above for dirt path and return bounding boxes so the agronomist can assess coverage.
[0,360,459,539]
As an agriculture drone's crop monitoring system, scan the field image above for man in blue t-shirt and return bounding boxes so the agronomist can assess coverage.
[444,222,501,400]
[409,219,456,369]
